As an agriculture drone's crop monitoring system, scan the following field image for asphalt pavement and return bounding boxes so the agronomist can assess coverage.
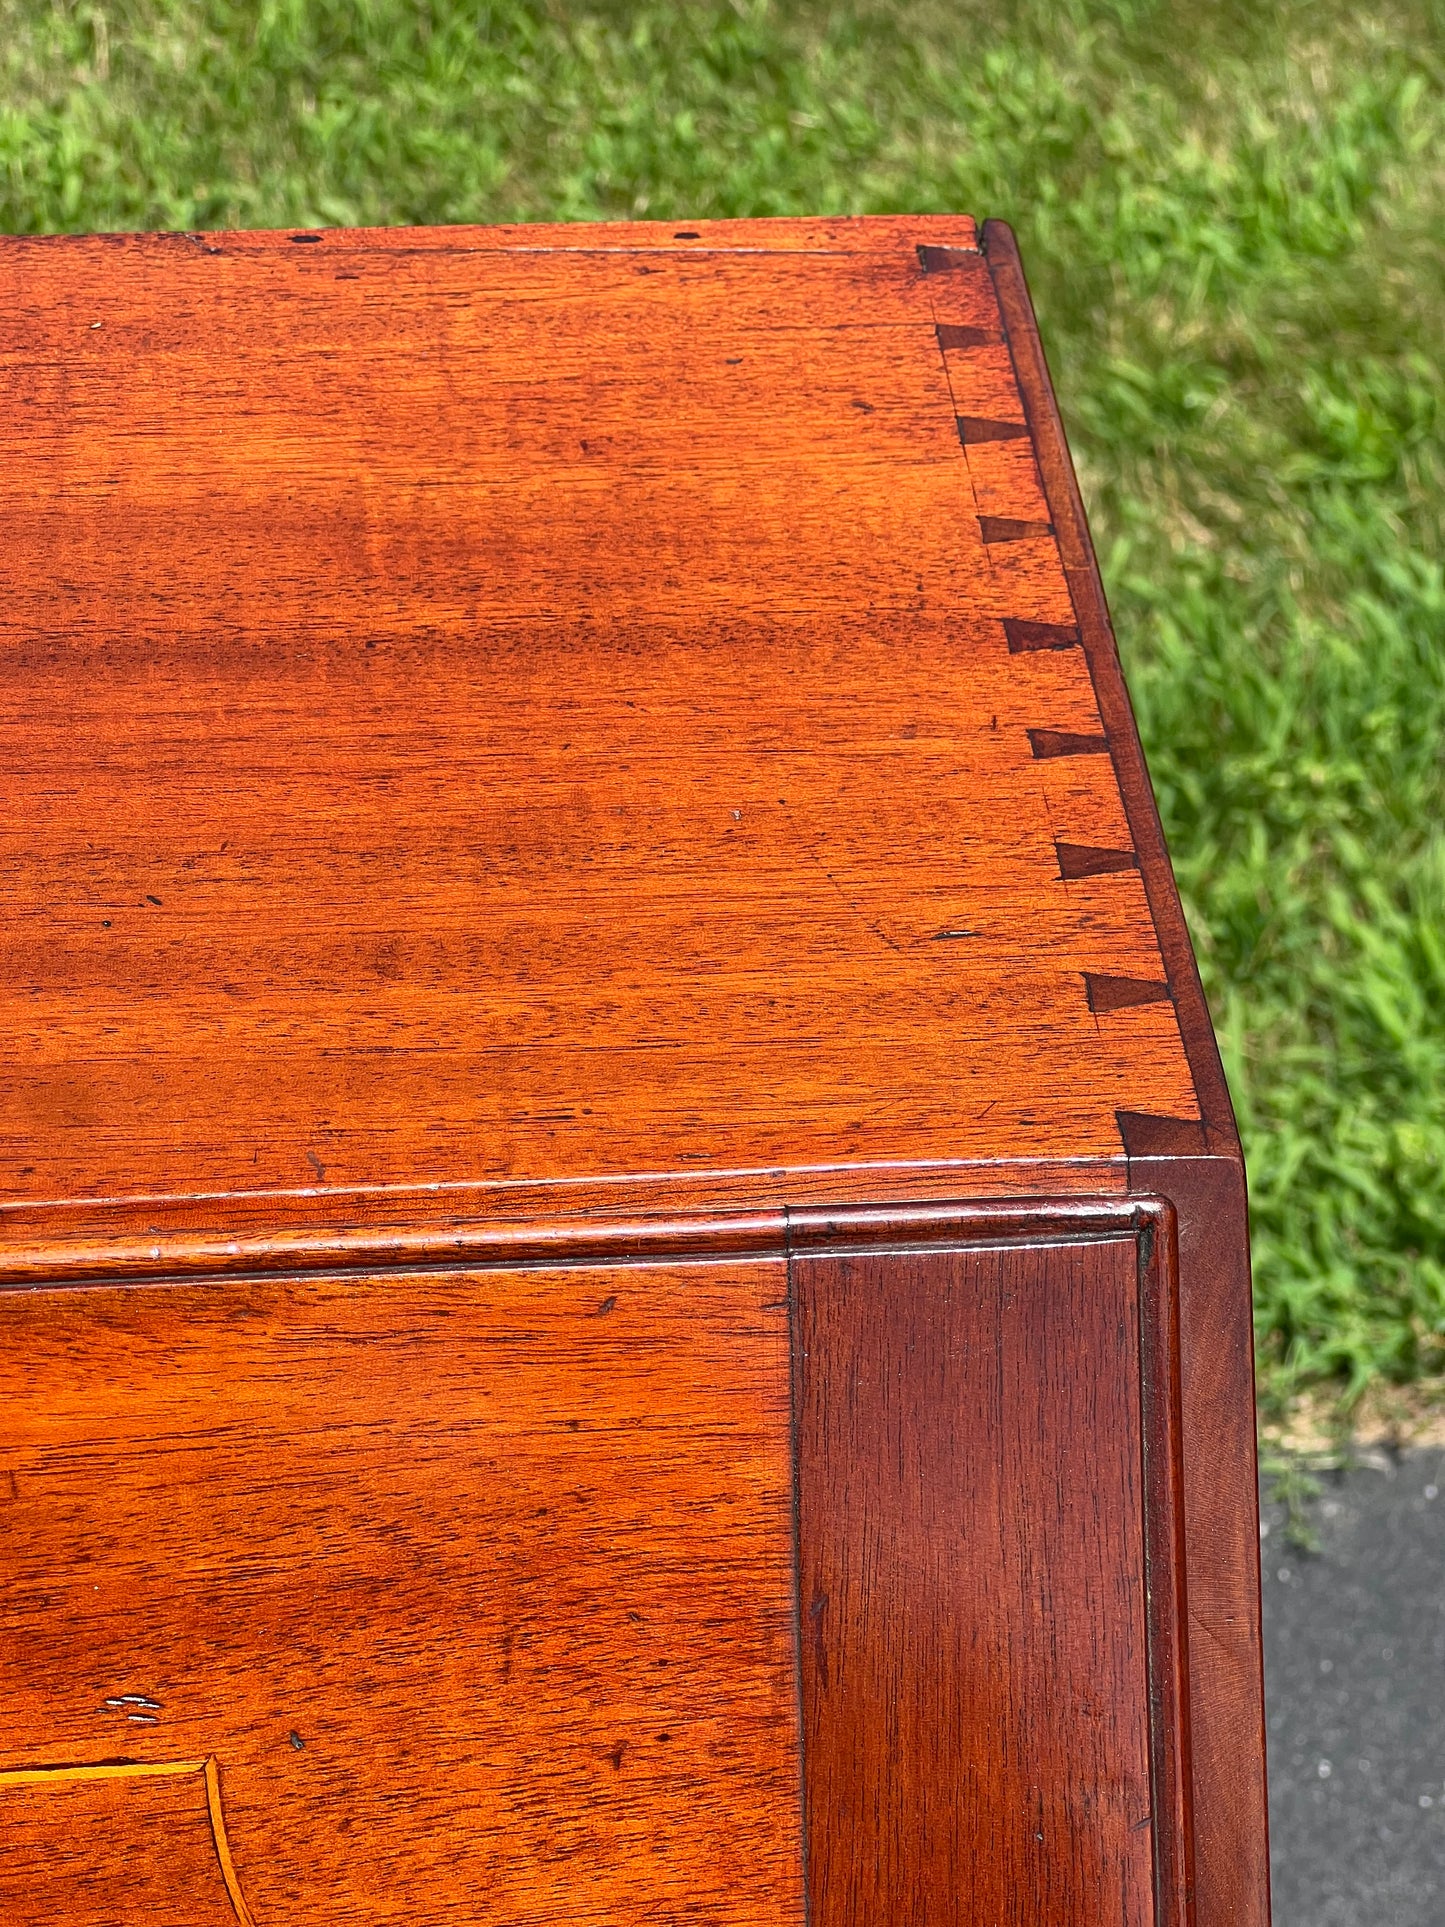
[1263,1446,1445,1925]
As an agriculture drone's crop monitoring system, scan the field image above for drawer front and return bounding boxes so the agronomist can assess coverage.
[0,1199,1186,1926]
[0,1254,803,1927]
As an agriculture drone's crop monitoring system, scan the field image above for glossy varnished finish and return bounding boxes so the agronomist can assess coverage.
[0,213,1195,1209]
[0,1256,803,1925]
[0,214,1266,1925]
[0,1765,250,1927]
[793,1204,1190,1927]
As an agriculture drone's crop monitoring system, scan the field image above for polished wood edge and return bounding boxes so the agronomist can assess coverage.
[0,211,979,258]
[1131,1153,1271,1927]
[0,1211,787,1290]
[0,1158,1130,1272]
[1138,1196,1197,1927]
[0,1190,1161,1290]
[981,218,1239,1165]
[785,1194,1156,1251]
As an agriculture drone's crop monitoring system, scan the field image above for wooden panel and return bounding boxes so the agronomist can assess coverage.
[0,218,1197,1213]
[793,1217,1190,1927]
[0,210,1262,1922]
[0,1257,803,1926]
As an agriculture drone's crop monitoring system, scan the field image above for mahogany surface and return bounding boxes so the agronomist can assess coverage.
[0,1255,802,1925]
[794,1206,1190,1927]
[0,212,1193,1207]
[0,214,1267,1925]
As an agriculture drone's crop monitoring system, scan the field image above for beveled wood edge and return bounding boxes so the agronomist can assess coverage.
[0,1189,1158,1290]
[981,218,1240,1167]
[0,1156,1131,1279]
[0,211,980,258]
[787,1191,1194,1927]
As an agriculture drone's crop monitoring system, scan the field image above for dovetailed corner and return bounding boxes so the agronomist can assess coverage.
[1085,974,1173,1013]
[917,244,982,272]
[1115,1110,1209,1158]
[936,322,1000,350]
[1056,843,1139,880]
[1003,617,1079,653]
[979,515,1055,543]
[956,416,1030,445]
[1028,728,1110,760]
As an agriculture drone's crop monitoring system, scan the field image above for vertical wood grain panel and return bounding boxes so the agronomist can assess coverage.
[1133,1155,1267,1927]
[795,1234,1177,1927]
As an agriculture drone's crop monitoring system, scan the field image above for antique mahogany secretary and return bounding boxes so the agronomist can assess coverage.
[0,215,1268,1925]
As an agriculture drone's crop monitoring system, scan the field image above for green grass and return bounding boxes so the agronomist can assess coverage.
[3,0,1444,1420]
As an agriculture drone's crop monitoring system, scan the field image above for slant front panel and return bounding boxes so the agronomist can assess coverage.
[0,1259,803,1926]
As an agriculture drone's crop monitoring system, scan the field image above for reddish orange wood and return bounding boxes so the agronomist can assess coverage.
[0,217,1193,1209]
[0,1257,803,1925]
[0,214,1266,1927]
[0,1766,245,1927]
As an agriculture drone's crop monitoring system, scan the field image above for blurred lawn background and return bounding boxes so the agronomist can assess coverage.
[3,0,1442,1421]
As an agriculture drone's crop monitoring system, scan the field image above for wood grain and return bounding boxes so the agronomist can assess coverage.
[0,216,1196,1215]
[0,213,1265,1927]
[1132,1154,1269,1927]
[792,1205,1191,1927]
[0,1764,248,1927]
[0,1256,803,1925]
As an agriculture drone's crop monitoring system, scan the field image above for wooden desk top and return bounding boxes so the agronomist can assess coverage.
[0,214,1267,1927]
[0,214,1234,1243]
